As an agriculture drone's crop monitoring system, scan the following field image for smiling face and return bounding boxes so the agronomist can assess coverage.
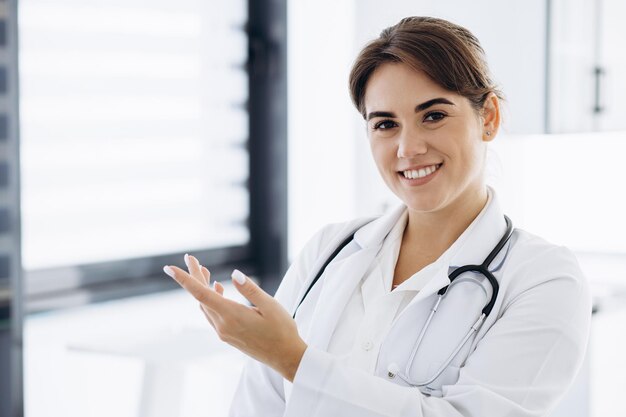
[364,62,498,215]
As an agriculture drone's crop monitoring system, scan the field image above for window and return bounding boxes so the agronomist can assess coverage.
[19,0,287,311]
[20,0,249,269]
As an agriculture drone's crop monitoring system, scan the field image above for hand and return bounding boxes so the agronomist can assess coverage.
[163,254,307,382]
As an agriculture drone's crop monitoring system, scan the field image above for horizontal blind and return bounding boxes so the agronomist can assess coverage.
[19,0,249,270]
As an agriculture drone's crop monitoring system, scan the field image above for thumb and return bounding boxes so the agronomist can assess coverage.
[231,269,274,310]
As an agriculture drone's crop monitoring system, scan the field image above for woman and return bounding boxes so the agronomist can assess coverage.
[163,16,591,417]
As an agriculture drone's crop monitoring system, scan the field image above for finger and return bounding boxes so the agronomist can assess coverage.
[177,254,203,287]
[184,254,205,284]
[200,266,224,297]
[164,265,230,313]
[231,269,274,311]
[201,266,211,286]
[214,281,225,296]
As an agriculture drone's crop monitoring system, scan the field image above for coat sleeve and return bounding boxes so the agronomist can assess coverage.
[228,223,336,417]
[283,246,592,417]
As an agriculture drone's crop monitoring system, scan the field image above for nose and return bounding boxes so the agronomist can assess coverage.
[396,126,428,159]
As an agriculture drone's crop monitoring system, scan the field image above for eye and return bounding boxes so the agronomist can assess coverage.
[424,111,447,122]
[372,119,398,130]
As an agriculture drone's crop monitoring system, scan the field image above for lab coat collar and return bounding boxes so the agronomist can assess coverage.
[354,186,507,267]
[446,186,508,268]
[398,186,508,310]
[353,203,408,250]
[303,187,508,351]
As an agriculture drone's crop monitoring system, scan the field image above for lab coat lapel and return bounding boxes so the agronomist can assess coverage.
[401,259,451,311]
[304,245,381,350]
[304,203,407,351]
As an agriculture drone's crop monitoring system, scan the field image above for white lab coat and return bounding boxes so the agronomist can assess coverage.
[229,191,592,417]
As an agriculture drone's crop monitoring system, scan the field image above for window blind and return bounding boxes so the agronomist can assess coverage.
[19,0,249,270]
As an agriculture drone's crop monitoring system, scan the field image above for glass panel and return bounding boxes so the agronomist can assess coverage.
[18,0,249,270]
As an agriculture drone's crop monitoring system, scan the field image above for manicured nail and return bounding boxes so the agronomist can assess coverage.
[213,281,218,290]
[163,266,176,279]
[231,269,246,285]
[184,253,190,267]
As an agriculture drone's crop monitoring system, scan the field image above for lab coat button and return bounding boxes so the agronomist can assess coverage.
[362,340,373,351]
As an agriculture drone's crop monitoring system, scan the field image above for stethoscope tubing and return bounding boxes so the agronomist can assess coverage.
[390,215,514,387]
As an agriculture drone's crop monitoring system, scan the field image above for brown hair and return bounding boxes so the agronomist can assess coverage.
[349,16,503,119]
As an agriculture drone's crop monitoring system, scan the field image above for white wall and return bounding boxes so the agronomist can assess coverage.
[490,131,626,254]
[352,0,547,135]
[287,0,357,258]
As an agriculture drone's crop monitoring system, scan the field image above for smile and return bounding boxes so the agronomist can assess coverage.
[399,163,443,179]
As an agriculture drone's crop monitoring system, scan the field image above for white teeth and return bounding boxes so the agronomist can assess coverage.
[402,164,440,179]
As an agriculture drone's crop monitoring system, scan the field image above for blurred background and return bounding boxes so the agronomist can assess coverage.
[0,0,625,416]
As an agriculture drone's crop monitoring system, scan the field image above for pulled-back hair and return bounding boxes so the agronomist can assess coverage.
[349,16,503,119]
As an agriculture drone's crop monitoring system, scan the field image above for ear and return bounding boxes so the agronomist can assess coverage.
[480,93,500,142]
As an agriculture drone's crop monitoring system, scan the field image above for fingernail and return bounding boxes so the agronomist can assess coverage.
[184,253,190,267]
[231,269,246,285]
[163,266,176,279]
[212,281,218,290]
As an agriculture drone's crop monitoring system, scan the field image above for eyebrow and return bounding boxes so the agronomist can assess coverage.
[366,97,455,121]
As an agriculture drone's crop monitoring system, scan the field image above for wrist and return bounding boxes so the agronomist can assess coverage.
[280,339,308,382]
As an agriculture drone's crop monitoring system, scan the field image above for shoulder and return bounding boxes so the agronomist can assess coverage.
[500,228,591,311]
[506,228,583,278]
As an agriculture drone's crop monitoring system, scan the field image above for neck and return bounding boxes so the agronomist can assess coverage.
[402,185,489,257]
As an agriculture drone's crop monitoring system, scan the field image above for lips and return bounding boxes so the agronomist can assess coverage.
[396,162,442,185]
[398,163,443,179]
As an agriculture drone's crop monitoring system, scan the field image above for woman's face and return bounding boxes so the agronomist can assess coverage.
[363,62,497,214]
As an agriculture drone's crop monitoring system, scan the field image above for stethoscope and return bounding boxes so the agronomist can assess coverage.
[293,214,515,388]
